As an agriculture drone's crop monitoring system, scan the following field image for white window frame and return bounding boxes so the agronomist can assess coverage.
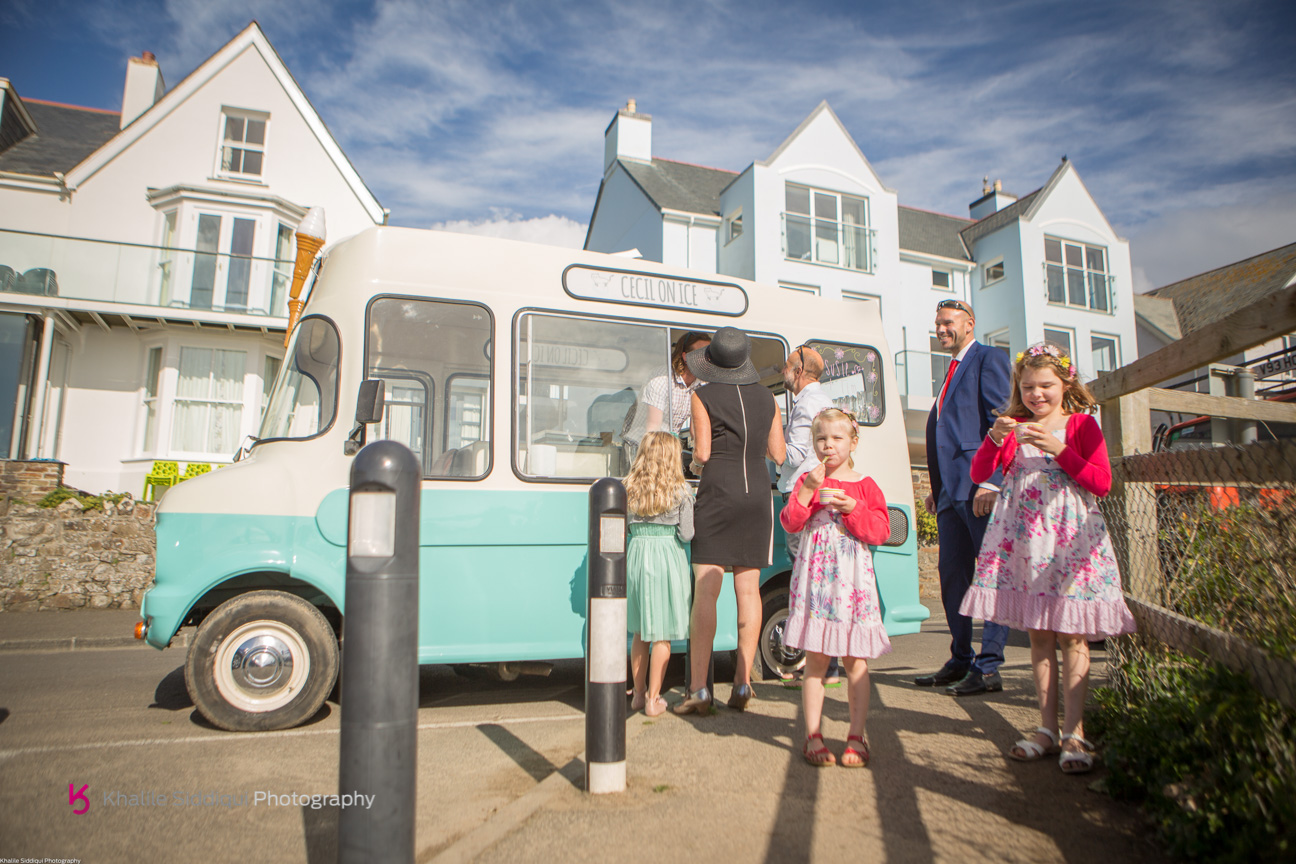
[932,268,952,291]
[1043,325,1075,360]
[986,328,1011,357]
[782,183,874,273]
[135,334,284,461]
[1045,235,1112,313]
[842,290,880,313]
[140,346,163,453]
[215,107,269,181]
[725,208,743,245]
[983,257,1005,286]
[1090,332,1121,377]
[929,333,952,399]
[779,281,820,296]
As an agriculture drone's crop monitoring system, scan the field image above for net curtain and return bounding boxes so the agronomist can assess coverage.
[172,347,246,454]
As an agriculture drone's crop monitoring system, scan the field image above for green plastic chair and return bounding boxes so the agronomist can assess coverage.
[142,461,180,501]
[181,462,213,481]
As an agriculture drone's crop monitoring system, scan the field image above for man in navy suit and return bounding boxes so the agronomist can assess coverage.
[916,298,1012,696]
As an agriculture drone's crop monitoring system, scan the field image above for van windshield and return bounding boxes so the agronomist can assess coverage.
[258,316,340,442]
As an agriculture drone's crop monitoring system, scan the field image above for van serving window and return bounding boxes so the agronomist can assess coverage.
[515,312,786,482]
[365,296,493,479]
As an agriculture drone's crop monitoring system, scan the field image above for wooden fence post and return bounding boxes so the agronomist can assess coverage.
[1101,391,1158,603]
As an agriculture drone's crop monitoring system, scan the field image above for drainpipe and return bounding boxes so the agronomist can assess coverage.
[25,314,55,459]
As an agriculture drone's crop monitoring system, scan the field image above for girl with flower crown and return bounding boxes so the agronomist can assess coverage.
[959,342,1136,775]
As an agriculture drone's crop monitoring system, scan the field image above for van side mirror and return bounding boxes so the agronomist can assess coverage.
[355,379,386,424]
[345,380,386,455]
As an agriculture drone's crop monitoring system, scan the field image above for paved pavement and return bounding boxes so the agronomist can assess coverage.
[0,609,1163,863]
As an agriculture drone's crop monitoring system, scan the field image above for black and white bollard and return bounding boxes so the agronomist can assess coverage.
[338,441,420,864]
[586,477,627,794]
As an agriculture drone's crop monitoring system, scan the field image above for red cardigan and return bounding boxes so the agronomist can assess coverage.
[970,412,1112,497]
[779,475,892,545]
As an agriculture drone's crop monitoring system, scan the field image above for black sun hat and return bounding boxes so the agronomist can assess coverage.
[685,326,759,385]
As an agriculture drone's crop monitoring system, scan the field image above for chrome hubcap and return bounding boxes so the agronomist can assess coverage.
[230,635,294,694]
[213,620,311,713]
[762,610,803,672]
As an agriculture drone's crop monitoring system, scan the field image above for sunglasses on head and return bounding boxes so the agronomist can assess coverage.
[936,299,973,315]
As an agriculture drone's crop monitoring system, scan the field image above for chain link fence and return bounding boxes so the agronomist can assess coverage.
[1095,439,1296,859]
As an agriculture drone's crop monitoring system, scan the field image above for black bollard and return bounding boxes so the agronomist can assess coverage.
[586,477,627,794]
[338,441,420,863]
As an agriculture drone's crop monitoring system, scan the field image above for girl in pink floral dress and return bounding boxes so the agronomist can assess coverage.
[780,408,891,768]
[960,343,1136,775]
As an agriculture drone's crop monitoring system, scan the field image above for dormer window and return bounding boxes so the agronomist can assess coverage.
[219,109,267,178]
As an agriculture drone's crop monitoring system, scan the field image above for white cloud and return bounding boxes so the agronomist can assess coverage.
[429,211,587,249]
[1126,192,1296,292]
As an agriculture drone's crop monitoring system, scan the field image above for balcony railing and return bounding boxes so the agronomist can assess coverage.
[894,349,946,400]
[781,213,876,274]
[0,228,292,318]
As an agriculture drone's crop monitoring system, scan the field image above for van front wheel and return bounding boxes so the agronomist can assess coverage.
[185,591,339,732]
[758,584,805,680]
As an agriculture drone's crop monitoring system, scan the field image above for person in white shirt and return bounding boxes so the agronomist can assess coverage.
[622,331,711,466]
[778,345,834,496]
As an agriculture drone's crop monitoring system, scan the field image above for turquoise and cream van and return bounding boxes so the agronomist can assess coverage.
[138,226,928,731]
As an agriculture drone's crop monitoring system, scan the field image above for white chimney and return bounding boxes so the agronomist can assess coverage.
[969,177,1017,220]
[603,99,652,176]
[120,51,165,129]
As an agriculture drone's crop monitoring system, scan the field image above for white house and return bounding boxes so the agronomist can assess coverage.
[586,101,1138,463]
[0,23,384,494]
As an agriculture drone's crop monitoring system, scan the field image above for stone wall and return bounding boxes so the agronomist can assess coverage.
[0,460,65,502]
[0,496,156,612]
[911,468,939,600]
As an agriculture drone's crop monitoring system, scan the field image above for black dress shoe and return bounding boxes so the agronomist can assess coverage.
[915,664,969,687]
[947,669,1003,697]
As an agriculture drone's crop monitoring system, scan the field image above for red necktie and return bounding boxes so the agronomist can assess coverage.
[938,359,960,413]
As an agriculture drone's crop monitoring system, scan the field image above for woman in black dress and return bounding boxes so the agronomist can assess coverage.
[675,327,786,715]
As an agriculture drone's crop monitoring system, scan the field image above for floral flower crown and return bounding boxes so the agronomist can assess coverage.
[1015,343,1077,378]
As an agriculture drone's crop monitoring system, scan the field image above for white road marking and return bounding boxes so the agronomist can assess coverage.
[0,713,585,761]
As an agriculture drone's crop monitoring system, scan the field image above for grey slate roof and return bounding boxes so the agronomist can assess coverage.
[1144,242,1296,335]
[897,206,971,260]
[617,158,737,216]
[959,189,1041,248]
[0,100,121,176]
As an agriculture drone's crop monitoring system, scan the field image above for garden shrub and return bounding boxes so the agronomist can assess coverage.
[1093,641,1295,862]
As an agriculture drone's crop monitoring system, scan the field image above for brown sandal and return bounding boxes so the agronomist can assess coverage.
[803,733,836,767]
[840,735,870,768]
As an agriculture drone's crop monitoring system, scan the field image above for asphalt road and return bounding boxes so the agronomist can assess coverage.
[0,615,1164,864]
[0,645,592,863]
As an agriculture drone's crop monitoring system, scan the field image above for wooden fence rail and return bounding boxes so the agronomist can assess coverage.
[1094,281,1296,710]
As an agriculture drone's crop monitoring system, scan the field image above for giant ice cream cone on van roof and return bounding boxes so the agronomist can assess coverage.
[284,207,326,347]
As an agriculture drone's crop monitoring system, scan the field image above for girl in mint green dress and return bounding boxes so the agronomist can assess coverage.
[626,432,694,718]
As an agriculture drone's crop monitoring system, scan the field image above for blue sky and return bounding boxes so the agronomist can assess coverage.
[2,0,1294,291]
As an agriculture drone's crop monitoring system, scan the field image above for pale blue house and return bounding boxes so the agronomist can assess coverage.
[586,101,1137,463]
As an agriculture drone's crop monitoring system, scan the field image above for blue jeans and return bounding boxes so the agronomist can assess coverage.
[937,498,1008,674]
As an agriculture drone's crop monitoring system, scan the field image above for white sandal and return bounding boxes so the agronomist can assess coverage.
[1059,734,1095,774]
[1008,727,1060,761]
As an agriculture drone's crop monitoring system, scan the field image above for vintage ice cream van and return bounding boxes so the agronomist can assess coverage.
[137,226,928,731]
